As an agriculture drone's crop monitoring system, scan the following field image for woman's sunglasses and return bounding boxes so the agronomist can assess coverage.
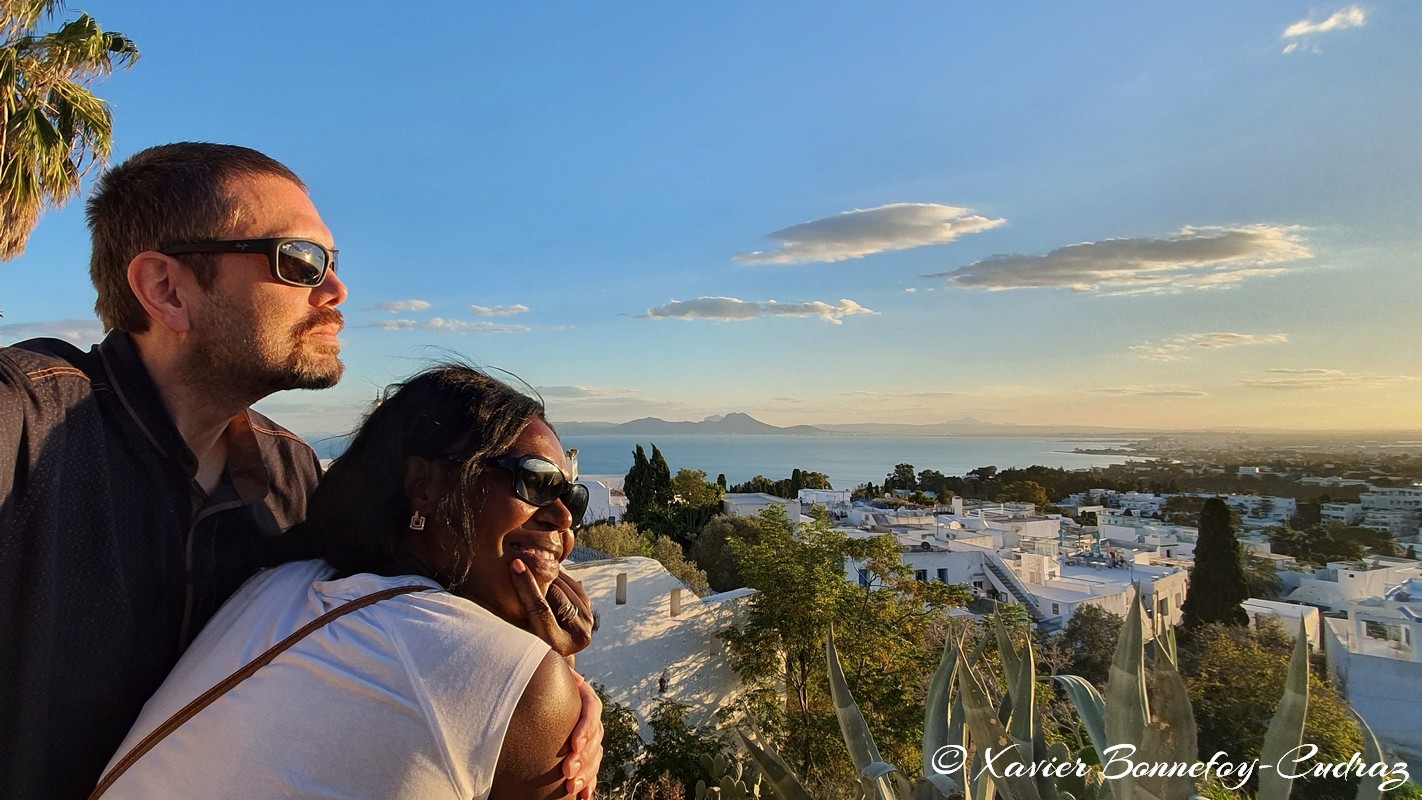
[161,237,337,288]
[488,455,589,527]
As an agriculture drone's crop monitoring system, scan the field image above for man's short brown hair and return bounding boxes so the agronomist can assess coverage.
[86,143,306,332]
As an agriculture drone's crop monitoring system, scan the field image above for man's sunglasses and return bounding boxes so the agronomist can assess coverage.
[161,237,337,288]
[488,455,589,527]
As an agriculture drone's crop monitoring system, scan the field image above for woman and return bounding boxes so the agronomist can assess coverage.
[96,366,602,799]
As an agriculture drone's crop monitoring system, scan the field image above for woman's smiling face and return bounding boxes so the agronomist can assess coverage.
[449,418,576,624]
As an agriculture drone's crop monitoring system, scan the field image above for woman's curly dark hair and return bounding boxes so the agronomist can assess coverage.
[297,363,547,583]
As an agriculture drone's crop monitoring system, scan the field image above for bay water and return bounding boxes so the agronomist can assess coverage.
[562,433,1137,490]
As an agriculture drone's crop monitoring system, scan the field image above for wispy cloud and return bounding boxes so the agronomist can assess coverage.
[1282,5,1367,54]
[367,318,530,333]
[0,318,104,346]
[1239,368,1417,390]
[1133,331,1289,361]
[734,203,1005,265]
[536,385,635,399]
[470,304,530,317]
[364,299,432,313]
[644,296,876,325]
[924,224,1310,295]
[1087,386,1210,398]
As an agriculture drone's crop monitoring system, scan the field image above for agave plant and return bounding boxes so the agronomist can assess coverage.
[731,592,1387,800]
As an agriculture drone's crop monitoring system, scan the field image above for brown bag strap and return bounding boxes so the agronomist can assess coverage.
[89,583,433,799]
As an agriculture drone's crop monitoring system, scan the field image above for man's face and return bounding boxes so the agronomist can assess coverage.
[185,174,348,398]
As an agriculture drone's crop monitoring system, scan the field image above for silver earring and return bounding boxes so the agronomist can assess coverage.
[409,511,426,531]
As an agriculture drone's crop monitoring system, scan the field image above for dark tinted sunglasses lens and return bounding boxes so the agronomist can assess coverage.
[566,484,589,525]
[276,240,328,286]
[517,458,568,505]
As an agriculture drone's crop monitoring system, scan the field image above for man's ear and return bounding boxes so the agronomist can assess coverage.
[128,252,200,334]
[404,455,452,514]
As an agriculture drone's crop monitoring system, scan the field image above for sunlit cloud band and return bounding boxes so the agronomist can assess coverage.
[735,202,1005,264]
[645,296,875,325]
[925,224,1310,295]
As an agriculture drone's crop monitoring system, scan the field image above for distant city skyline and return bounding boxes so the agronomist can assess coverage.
[3,2,1419,434]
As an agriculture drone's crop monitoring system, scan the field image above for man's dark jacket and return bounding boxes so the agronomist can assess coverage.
[0,333,321,799]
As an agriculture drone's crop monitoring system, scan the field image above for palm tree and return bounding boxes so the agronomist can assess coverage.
[1,1,138,261]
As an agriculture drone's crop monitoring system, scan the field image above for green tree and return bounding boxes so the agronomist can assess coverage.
[888,462,917,491]
[721,507,967,795]
[998,479,1051,509]
[1243,554,1283,599]
[648,445,673,507]
[1182,497,1249,628]
[592,683,644,795]
[650,535,708,594]
[1047,603,1123,687]
[688,514,760,592]
[578,521,650,557]
[1179,621,1363,800]
[630,698,727,796]
[670,468,721,508]
[624,445,653,524]
[1,1,138,259]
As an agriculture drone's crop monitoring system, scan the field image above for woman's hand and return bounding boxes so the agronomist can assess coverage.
[509,560,594,657]
[563,671,604,799]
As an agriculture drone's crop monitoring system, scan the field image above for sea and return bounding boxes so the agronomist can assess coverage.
[561,434,1138,490]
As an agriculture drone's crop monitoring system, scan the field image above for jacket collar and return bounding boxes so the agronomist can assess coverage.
[95,331,271,503]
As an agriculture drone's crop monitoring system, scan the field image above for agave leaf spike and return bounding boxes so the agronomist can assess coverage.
[1104,588,1151,800]
[952,636,1044,800]
[921,630,962,795]
[1351,707,1390,800]
[1052,675,1107,758]
[1257,619,1311,800]
[826,627,889,778]
[736,731,813,800]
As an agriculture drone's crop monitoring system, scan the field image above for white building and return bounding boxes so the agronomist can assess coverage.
[1240,598,1322,650]
[798,488,851,517]
[1284,556,1422,612]
[565,557,751,736]
[1322,502,1365,526]
[838,509,1188,632]
[721,492,801,526]
[1323,577,1422,776]
[577,473,628,525]
[1360,486,1422,538]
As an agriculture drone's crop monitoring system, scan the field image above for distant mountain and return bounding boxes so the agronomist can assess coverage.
[559,412,826,436]
[815,419,1155,437]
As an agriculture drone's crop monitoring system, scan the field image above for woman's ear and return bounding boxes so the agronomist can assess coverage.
[403,455,452,514]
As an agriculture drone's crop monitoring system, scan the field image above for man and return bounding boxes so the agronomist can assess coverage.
[0,144,598,799]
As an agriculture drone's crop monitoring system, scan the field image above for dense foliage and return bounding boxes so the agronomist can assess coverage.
[1182,497,1250,629]
[720,507,968,797]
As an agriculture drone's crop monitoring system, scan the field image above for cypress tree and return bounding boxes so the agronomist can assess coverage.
[625,444,652,523]
[1181,497,1250,628]
[649,444,674,507]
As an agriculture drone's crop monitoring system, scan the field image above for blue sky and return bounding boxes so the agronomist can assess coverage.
[3,2,1419,433]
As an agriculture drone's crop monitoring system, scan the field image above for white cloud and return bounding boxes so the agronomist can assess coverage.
[0,318,104,346]
[924,224,1311,295]
[1239,368,1417,390]
[1283,5,1367,37]
[734,203,1005,265]
[644,296,876,325]
[470,304,530,317]
[368,317,530,333]
[1132,331,1289,361]
[1086,386,1209,398]
[1282,5,1366,53]
[364,299,432,313]
[536,385,635,399]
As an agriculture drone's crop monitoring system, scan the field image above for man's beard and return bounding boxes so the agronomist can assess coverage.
[185,295,345,402]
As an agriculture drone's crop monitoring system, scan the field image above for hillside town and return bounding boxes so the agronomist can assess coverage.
[566,449,1422,796]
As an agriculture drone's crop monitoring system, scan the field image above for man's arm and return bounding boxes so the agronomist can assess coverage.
[490,651,581,800]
